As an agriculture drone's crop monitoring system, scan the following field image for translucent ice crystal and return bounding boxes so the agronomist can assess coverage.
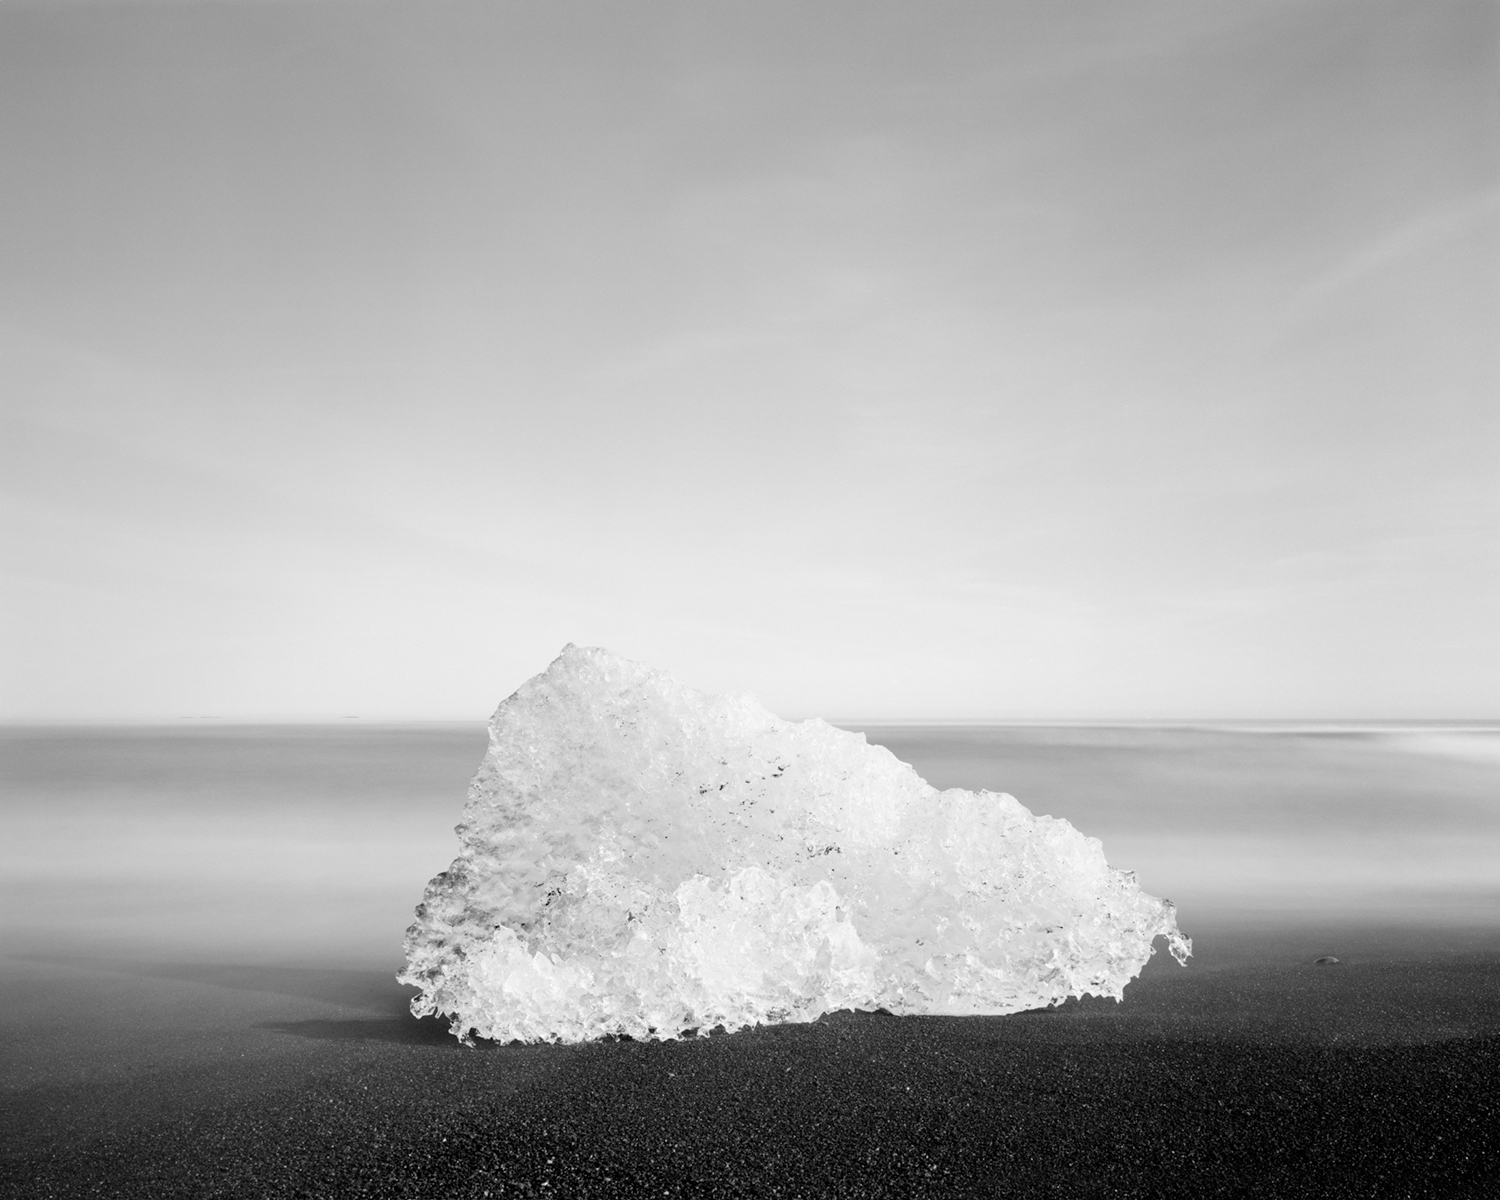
[399,645,1190,1044]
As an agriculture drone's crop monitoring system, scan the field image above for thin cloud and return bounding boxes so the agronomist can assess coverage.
[1287,187,1500,318]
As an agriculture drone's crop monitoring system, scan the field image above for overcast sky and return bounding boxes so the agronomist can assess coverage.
[2,0,1496,720]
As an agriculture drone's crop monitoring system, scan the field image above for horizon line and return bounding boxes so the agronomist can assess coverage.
[2,715,1497,729]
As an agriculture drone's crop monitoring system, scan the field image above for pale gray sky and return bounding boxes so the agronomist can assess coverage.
[2,0,1496,720]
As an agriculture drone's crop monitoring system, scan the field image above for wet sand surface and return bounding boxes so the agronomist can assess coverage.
[4,925,1498,1199]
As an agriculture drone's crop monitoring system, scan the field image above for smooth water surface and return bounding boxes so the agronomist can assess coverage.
[1,725,484,968]
[858,723,1500,930]
[3,722,1497,972]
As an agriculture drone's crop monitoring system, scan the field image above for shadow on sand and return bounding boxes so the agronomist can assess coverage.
[254,1013,461,1045]
[13,952,473,1046]
[14,953,418,1019]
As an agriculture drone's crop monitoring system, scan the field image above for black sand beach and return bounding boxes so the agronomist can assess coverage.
[5,924,1498,1199]
[5,724,1500,1197]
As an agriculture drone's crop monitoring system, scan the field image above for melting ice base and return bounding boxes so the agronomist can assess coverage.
[400,646,1191,1044]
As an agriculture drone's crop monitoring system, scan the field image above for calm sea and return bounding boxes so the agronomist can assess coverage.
[3,722,1497,970]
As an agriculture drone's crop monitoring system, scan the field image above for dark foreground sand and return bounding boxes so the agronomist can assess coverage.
[3,925,1498,1199]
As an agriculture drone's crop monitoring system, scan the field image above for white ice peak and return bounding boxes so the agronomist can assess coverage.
[400,645,1190,1043]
